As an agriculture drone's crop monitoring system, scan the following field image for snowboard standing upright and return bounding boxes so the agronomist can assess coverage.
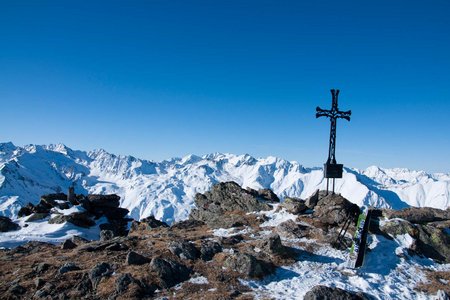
[348,208,372,268]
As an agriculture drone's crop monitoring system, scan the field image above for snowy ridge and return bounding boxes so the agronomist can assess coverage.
[1,142,449,224]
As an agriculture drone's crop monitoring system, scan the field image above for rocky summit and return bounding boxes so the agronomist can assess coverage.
[0,182,449,299]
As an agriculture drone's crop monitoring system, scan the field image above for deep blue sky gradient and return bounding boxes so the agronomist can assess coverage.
[1,0,450,172]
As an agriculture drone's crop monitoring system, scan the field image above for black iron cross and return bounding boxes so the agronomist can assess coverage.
[316,89,351,193]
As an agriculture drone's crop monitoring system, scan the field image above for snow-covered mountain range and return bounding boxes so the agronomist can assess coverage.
[1,142,449,224]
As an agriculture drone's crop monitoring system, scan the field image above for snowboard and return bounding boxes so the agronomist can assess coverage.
[347,207,372,268]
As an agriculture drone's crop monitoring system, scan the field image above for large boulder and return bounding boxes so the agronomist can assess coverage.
[223,252,274,279]
[150,257,191,288]
[276,220,309,239]
[48,212,95,228]
[190,181,272,228]
[304,285,369,300]
[86,194,120,208]
[40,193,68,209]
[313,193,360,227]
[381,219,450,263]
[280,197,307,214]
[383,207,450,224]
[254,234,287,256]
[169,240,201,260]
[18,203,35,217]
[0,216,20,232]
[126,251,151,265]
[200,240,222,261]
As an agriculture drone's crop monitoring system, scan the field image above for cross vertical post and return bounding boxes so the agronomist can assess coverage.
[316,89,351,194]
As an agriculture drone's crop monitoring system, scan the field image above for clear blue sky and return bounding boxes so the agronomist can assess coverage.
[1,0,449,172]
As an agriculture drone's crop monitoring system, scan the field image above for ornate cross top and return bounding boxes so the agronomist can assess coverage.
[316,89,351,193]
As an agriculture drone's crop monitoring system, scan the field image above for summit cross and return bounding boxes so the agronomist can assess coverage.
[316,89,351,193]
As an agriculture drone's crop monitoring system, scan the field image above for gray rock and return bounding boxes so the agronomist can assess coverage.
[105,242,129,251]
[26,213,49,222]
[61,239,77,250]
[75,273,93,296]
[200,240,222,261]
[90,262,112,288]
[381,219,450,263]
[276,220,309,239]
[140,215,169,228]
[150,257,191,288]
[100,229,115,241]
[8,283,26,295]
[49,212,95,228]
[115,273,136,293]
[223,252,273,278]
[313,193,360,227]
[281,197,307,214]
[304,285,368,300]
[126,251,150,265]
[305,189,320,208]
[34,262,51,274]
[169,240,201,260]
[58,262,81,274]
[35,277,45,289]
[257,189,280,202]
[255,234,286,256]
[0,216,20,232]
[87,194,120,208]
[384,207,450,224]
[190,182,271,228]
[18,203,34,217]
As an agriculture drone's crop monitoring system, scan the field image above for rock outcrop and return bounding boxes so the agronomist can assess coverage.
[190,181,272,228]
[313,193,360,227]
[0,216,20,232]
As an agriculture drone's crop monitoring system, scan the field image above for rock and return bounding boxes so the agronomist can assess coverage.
[71,235,90,244]
[59,262,81,274]
[276,220,309,239]
[48,212,95,228]
[87,194,120,208]
[169,240,201,260]
[257,189,280,202]
[115,273,135,293]
[8,283,26,295]
[304,285,368,300]
[105,242,129,251]
[0,216,20,232]
[305,189,320,208]
[171,219,205,230]
[35,277,45,289]
[40,193,68,208]
[255,234,287,256]
[223,252,273,278]
[61,239,77,250]
[26,212,49,222]
[280,197,307,214]
[99,220,129,237]
[75,273,93,296]
[140,215,169,228]
[103,207,129,220]
[313,193,360,227]
[381,219,450,263]
[190,181,271,228]
[200,240,223,261]
[33,203,51,214]
[126,251,151,265]
[90,262,112,288]
[150,257,191,288]
[100,230,115,241]
[220,234,244,246]
[383,207,450,224]
[18,203,34,217]
[34,262,51,274]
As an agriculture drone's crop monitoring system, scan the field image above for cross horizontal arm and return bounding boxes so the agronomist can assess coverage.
[316,106,332,118]
[336,110,352,121]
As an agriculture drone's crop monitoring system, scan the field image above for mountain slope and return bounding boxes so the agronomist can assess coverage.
[1,142,449,224]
